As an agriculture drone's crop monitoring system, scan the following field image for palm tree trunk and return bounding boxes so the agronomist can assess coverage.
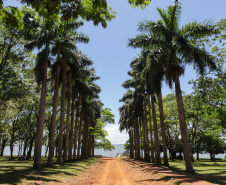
[88,129,92,158]
[147,93,155,163]
[139,119,143,159]
[129,130,133,158]
[174,71,194,173]
[81,117,89,159]
[33,60,48,168]
[91,135,95,157]
[135,118,140,159]
[47,61,60,166]
[77,108,83,159]
[143,96,150,161]
[73,99,80,159]
[157,91,169,166]
[69,93,75,160]
[57,65,66,164]
[150,93,161,165]
[63,73,72,161]
[141,114,147,160]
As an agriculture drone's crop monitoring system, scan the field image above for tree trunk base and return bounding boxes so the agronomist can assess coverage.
[185,169,195,173]
[163,162,169,167]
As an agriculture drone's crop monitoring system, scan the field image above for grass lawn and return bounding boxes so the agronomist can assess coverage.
[167,158,226,184]
[0,156,98,184]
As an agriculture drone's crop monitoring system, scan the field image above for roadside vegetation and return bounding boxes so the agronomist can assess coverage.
[119,0,226,175]
[0,0,115,169]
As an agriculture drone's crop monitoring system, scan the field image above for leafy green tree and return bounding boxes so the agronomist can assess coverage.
[128,0,151,9]
[2,0,116,28]
[0,6,31,109]
[93,118,115,151]
[101,108,115,125]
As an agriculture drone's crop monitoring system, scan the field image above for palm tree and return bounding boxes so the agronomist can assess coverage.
[119,90,141,159]
[25,16,57,168]
[80,73,101,159]
[128,0,217,172]
[57,61,67,164]
[47,59,60,166]
[70,66,100,159]
[81,98,102,159]
[142,49,169,166]
[47,20,89,164]
[63,71,72,161]
[68,53,94,160]
[122,75,150,161]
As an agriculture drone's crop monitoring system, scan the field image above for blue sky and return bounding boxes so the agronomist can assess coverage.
[4,0,226,144]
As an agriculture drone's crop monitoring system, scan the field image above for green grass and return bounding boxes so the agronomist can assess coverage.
[166,159,226,184]
[0,156,98,184]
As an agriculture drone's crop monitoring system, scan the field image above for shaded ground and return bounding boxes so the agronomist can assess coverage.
[125,158,223,185]
[0,156,97,184]
[51,157,218,185]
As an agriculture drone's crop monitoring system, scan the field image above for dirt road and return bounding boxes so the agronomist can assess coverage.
[58,157,175,185]
[51,157,218,185]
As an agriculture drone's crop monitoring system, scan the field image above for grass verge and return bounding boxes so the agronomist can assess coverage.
[0,156,98,184]
[167,159,226,184]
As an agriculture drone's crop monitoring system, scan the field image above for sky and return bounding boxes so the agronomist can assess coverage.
[4,0,226,144]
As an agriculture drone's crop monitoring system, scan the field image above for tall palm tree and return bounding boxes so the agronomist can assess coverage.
[128,0,217,172]
[47,20,89,164]
[81,98,102,159]
[119,90,140,159]
[57,61,67,164]
[142,49,169,166]
[63,71,72,161]
[70,66,100,159]
[68,55,94,159]
[122,76,150,161]
[134,50,162,164]
[25,15,57,168]
[80,76,101,159]
[47,59,60,166]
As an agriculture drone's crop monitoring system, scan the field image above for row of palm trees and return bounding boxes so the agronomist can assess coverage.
[22,9,103,168]
[119,0,217,173]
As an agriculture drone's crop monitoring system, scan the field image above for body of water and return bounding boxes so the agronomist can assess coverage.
[3,144,126,157]
[3,144,225,159]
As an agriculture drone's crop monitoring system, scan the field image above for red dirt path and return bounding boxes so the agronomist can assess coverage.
[51,157,219,185]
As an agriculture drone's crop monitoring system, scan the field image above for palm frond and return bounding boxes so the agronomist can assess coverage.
[157,7,171,29]
[167,0,181,32]
[179,21,216,39]
[128,34,162,49]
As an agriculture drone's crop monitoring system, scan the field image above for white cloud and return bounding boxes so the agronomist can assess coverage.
[105,124,129,144]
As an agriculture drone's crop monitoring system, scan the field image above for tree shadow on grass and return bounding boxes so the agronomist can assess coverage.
[0,159,93,184]
[0,167,62,184]
[207,179,226,185]
[136,175,184,184]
